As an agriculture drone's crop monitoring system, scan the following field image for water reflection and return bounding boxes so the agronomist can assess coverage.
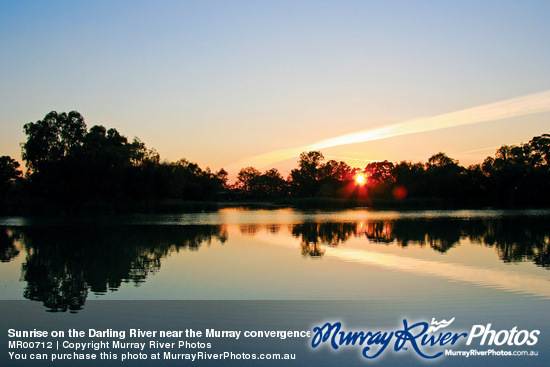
[3,225,227,312]
[291,223,357,257]
[289,217,550,268]
[0,228,20,262]
[481,217,550,268]
[0,213,549,311]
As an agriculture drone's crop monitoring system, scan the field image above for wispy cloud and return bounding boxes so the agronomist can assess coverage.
[456,146,502,155]
[324,156,379,163]
[230,89,550,169]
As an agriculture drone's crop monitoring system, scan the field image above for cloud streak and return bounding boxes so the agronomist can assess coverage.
[230,89,550,169]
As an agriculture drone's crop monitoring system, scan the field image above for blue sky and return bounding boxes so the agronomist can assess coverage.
[1,0,549,176]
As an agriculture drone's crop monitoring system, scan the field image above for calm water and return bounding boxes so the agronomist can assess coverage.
[1,208,550,366]
[1,208,549,310]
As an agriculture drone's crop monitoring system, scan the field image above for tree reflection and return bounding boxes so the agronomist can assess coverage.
[13,224,227,312]
[3,214,550,312]
[391,220,463,253]
[363,221,394,243]
[239,224,262,237]
[291,223,357,257]
[288,217,550,267]
[0,228,20,262]
[479,217,550,267]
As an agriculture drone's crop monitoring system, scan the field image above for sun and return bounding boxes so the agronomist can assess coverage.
[355,173,366,186]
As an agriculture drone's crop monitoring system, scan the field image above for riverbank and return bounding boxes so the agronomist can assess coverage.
[1,195,539,216]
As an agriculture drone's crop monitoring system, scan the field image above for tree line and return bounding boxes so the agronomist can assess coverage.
[1,111,549,212]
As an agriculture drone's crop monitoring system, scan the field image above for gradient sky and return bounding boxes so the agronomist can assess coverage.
[1,0,549,178]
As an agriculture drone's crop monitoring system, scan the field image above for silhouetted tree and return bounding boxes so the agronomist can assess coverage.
[363,161,396,199]
[235,167,287,199]
[480,135,550,206]
[318,160,352,181]
[365,161,395,184]
[236,167,261,193]
[21,111,87,174]
[289,151,353,197]
[464,163,489,204]
[13,111,550,209]
[0,156,21,192]
[17,111,222,203]
[317,160,353,197]
[393,161,427,198]
[214,168,229,190]
[289,151,325,197]
[525,133,550,166]
[424,152,466,200]
[257,168,288,198]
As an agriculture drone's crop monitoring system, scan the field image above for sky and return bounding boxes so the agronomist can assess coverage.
[1,0,549,179]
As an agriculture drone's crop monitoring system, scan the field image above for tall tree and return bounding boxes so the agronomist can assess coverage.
[425,153,465,198]
[21,111,86,173]
[290,151,325,197]
[365,161,395,185]
[0,156,21,193]
[236,167,261,192]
